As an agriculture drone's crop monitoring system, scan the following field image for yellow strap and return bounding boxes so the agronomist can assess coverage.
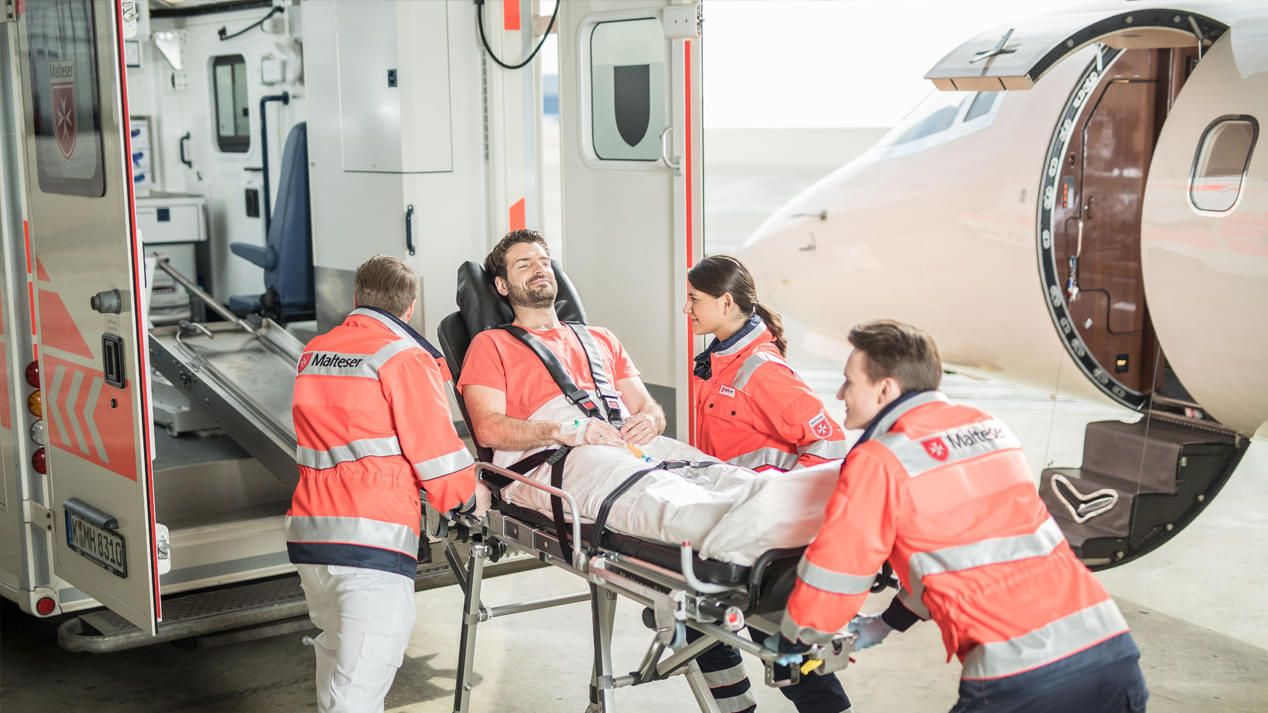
[800,659,824,676]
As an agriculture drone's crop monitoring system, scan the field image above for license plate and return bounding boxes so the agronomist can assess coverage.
[66,510,128,578]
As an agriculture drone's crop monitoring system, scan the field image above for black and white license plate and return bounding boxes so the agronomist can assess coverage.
[66,509,128,578]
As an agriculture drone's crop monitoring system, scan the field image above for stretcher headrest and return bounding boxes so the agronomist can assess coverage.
[453,260,587,336]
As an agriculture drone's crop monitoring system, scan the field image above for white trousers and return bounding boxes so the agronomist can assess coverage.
[298,564,417,713]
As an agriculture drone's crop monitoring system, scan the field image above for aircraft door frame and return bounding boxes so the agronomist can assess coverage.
[16,0,159,633]
[557,1,703,442]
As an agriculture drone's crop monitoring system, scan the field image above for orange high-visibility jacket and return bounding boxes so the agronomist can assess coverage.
[692,319,846,471]
[780,391,1129,680]
[286,307,476,577]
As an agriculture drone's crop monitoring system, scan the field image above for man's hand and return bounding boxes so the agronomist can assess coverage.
[472,483,493,518]
[619,413,659,446]
[761,634,806,667]
[846,613,893,650]
[557,418,625,447]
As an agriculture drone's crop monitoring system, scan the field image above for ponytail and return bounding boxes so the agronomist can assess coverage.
[753,302,787,357]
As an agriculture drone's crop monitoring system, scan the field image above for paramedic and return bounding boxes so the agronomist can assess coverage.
[770,320,1148,713]
[287,255,483,713]
[458,229,666,454]
[684,254,852,713]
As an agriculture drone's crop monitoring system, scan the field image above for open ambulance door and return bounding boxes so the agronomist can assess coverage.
[556,1,703,440]
[17,0,159,633]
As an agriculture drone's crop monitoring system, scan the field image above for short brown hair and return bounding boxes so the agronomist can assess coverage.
[484,229,550,281]
[847,320,942,392]
[354,255,418,317]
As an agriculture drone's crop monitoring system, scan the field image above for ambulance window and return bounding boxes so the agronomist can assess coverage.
[26,0,106,197]
[964,91,999,122]
[1190,117,1257,213]
[212,55,250,153]
[589,18,667,161]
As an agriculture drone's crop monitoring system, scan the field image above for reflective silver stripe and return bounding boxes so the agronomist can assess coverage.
[296,435,403,469]
[798,438,848,460]
[874,417,1021,479]
[702,662,749,689]
[961,599,1129,680]
[285,514,420,555]
[870,391,948,439]
[351,307,414,341]
[731,351,788,391]
[727,446,799,471]
[897,585,931,620]
[414,446,475,481]
[716,319,768,357]
[908,518,1065,581]
[716,691,757,713]
[779,610,837,646]
[366,338,417,371]
[797,557,875,595]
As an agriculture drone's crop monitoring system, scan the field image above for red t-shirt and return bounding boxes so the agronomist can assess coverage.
[457,325,639,419]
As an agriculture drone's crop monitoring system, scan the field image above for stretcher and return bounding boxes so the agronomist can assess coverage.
[432,261,884,712]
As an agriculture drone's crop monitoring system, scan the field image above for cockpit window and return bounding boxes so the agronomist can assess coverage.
[1190,116,1257,213]
[964,91,999,122]
[889,92,969,145]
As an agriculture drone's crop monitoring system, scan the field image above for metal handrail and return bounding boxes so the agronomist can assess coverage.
[475,462,585,567]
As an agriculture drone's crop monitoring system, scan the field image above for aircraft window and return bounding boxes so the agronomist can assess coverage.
[589,18,667,161]
[1190,116,1257,213]
[26,0,106,197]
[964,91,999,122]
[212,55,250,153]
[889,92,969,145]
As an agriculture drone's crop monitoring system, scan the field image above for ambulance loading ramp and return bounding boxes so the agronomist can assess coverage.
[148,261,302,488]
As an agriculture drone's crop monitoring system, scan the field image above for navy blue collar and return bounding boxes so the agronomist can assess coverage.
[693,314,761,381]
[352,306,443,358]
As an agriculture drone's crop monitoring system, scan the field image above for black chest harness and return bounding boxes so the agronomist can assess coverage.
[497,323,701,556]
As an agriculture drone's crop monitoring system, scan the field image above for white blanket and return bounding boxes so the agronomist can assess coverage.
[495,397,844,566]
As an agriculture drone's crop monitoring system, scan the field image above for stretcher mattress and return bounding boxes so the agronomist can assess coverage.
[493,402,845,567]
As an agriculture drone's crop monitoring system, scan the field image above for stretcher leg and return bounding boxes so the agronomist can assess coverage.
[587,584,619,712]
[452,543,488,713]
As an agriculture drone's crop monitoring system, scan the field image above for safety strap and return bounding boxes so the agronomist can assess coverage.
[565,323,625,427]
[507,447,575,555]
[500,324,621,426]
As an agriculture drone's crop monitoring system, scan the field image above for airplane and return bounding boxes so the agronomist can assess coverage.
[738,1,1267,570]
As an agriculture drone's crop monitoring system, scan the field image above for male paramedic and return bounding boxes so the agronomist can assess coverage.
[770,320,1148,713]
[457,229,666,457]
[287,255,482,713]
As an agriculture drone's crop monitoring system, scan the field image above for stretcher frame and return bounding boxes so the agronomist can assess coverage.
[437,462,856,713]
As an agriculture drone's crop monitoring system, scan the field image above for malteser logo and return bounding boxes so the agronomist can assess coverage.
[945,425,1006,450]
[921,437,949,461]
[299,352,363,372]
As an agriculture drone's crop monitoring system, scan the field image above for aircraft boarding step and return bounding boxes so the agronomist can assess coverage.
[1040,417,1246,569]
[148,260,303,487]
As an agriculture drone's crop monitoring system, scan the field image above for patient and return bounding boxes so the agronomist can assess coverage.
[458,230,839,565]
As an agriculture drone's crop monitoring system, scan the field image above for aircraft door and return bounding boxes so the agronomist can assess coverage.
[1141,32,1268,437]
[17,0,159,633]
[556,2,702,440]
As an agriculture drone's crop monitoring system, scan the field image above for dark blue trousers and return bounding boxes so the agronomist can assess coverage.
[950,634,1148,713]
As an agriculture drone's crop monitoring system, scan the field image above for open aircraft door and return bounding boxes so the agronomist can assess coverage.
[557,1,703,440]
[16,0,159,633]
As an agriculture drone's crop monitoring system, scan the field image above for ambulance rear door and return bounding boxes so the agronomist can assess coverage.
[17,0,159,634]
[557,1,703,440]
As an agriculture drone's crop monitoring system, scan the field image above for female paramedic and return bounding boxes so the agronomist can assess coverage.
[682,255,853,713]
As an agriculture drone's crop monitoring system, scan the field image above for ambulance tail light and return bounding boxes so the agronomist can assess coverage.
[27,389,41,418]
[35,595,57,617]
[31,447,46,474]
[25,360,39,388]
